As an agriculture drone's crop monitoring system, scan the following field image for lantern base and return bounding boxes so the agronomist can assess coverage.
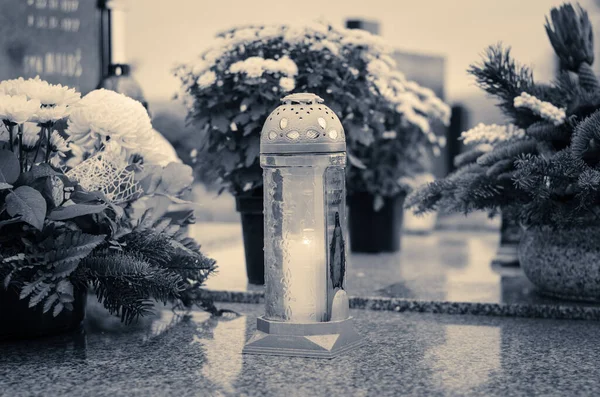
[242,316,363,359]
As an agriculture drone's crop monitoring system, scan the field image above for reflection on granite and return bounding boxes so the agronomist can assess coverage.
[194,221,600,320]
[2,303,600,396]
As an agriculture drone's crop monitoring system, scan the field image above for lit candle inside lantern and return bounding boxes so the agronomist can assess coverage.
[244,93,363,358]
[279,168,327,322]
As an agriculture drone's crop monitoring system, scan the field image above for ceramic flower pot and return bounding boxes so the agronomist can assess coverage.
[0,285,87,340]
[348,192,405,253]
[235,194,265,285]
[519,225,600,301]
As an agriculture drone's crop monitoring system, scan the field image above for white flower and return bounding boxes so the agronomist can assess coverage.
[197,70,217,89]
[31,104,71,124]
[229,57,265,78]
[277,56,298,76]
[128,129,180,167]
[50,130,70,155]
[257,25,283,40]
[0,94,41,124]
[367,59,391,78]
[513,92,566,126]
[20,76,80,106]
[461,123,525,145]
[310,39,340,56]
[0,77,26,96]
[279,77,295,92]
[232,28,258,43]
[21,122,41,148]
[65,89,153,157]
[192,60,209,76]
[283,26,308,45]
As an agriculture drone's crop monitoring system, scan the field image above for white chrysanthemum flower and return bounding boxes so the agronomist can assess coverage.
[0,77,26,96]
[367,59,391,78]
[21,122,41,148]
[197,70,217,89]
[279,77,295,92]
[132,129,180,167]
[50,130,70,155]
[310,39,340,56]
[20,76,80,106]
[191,60,209,77]
[262,56,298,77]
[461,123,525,145]
[229,57,265,78]
[0,94,41,124]
[257,25,283,40]
[31,104,71,124]
[65,89,153,157]
[513,92,566,126]
[232,28,258,43]
[283,26,308,45]
[276,56,298,76]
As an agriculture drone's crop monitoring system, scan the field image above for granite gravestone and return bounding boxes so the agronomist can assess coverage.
[0,0,102,94]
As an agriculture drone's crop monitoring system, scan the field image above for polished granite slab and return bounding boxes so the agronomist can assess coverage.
[2,302,600,397]
[188,217,600,320]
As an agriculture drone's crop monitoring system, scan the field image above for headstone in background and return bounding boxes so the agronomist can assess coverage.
[0,0,102,94]
[345,19,380,35]
[447,104,469,174]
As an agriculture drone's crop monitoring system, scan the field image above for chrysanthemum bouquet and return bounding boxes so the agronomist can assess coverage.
[175,21,450,205]
[408,3,600,228]
[0,77,217,324]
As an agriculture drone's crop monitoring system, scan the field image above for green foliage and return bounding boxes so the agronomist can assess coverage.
[409,3,600,228]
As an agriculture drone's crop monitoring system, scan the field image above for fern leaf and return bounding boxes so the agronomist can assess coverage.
[29,282,52,308]
[53,302,64,317]
[43,293,59,313]
[20,276,45,300]
[56,279,74,302]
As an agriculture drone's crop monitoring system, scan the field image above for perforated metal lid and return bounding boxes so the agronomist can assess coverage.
[260,93,346,154]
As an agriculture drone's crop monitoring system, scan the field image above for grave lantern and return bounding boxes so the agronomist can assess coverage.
[243,93,363,358]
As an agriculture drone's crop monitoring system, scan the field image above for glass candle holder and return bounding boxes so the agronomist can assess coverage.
[243,93,362,358]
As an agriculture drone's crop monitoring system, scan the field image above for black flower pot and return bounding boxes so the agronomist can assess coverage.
[0,285,87,340]
[348,193,405,253]
[235,195,265,285]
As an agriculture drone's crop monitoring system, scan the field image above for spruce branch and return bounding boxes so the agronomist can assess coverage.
[454,145,491,168]
[486,159,514,177]
[477,140,538,166]
[572,110,600,165]
[526,121,571,142]
[468,44,540,126]
[83,252,183,324]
